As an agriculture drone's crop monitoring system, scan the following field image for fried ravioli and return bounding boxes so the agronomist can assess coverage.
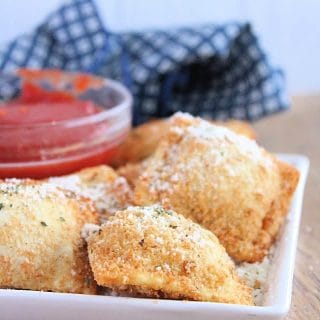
[112,119,169,167]
[134,113,299,263]
[0,179,98,293]
[117,162,146,188]
[48,165,132,222]
[85,205,253,305]
[112,118,256,167]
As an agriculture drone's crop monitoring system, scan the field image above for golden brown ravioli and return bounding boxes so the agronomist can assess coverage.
[48,165,133,222]
[134,113,299,262]
[85,205,253,305]
[112,118,256,167]
[0,179,98,293]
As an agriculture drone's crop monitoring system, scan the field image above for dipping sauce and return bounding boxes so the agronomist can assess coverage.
[0,69,132,179]
[0,82,102,125]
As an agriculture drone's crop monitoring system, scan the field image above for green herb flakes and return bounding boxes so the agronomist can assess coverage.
[155,207,173,216]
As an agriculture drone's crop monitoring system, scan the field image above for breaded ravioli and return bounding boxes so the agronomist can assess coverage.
[112,118,256,167]
[117,162,146,188]
[112,119,169,167]
[0,179,98,293]
[85,206,253,305]
[48,165,132,222]
[134,113,299,263]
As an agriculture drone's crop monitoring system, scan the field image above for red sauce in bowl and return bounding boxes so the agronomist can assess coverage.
[0,70,132,179]
[0,82,102,125]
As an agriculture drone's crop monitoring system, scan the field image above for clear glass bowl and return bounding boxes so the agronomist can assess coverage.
[0,70,132,178]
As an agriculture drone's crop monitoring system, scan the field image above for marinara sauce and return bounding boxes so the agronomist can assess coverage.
[0,70,130,178]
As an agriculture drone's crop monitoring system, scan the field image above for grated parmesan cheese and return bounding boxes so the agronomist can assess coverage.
[236,252,273,305]
[1,179,67,201]
[48,172,132,221]
[81,223,101,241]
[172,112,274,169]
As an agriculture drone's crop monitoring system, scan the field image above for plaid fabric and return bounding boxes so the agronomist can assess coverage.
[0,0,288,125]
[0,0,107,100]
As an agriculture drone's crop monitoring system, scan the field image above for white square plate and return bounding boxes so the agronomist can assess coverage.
[0,154,309,320]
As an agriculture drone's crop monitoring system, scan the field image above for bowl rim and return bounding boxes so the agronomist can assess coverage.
[0,74,133,129]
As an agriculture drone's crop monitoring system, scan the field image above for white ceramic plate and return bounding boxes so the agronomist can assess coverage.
[0,154,309,320]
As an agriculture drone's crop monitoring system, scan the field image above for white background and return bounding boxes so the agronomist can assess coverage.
[0,0,319,95]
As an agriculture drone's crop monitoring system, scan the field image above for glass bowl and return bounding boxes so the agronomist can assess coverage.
[0,69,132,178]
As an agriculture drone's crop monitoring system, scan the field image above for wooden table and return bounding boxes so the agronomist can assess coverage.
[253,95,320,320]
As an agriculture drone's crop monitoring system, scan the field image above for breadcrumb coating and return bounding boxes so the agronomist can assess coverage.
[0,179,98,293]
[112,118,256,167]
[134,113,299,262]
[117,162,146,189]
[85,205,253,305]
[48,165,133,222]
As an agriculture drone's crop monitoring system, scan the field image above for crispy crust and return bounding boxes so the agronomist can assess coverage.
[48,165,133,222]
[117,162,146,189]
[112,118,256,167]
[0,179,98,293]
[111,119,169,167]
[134,113,299,262]
[86,206,253,305]
[215,120,256,140]
[256,159,300,250]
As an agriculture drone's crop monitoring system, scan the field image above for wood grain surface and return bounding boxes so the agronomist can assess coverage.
[253,95,320,320]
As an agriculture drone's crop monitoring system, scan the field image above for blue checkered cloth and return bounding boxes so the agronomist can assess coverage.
[0,0,288,125]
